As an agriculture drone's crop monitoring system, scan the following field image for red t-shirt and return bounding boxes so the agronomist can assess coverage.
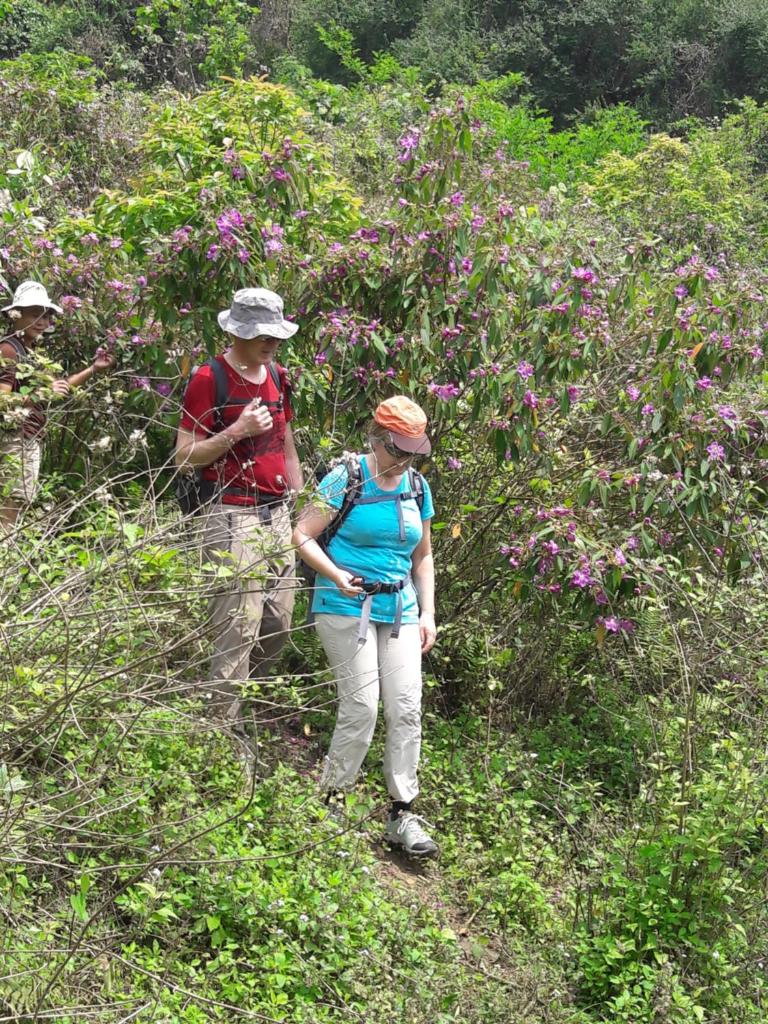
[0,337,46,438]
[179,356,293,506]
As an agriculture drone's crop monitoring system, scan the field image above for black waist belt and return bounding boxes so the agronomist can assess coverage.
[219,484,286,506]
[354,573,412,644]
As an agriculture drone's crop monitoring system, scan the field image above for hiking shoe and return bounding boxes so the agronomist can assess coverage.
[323,791,346,823]
[384,811,438,858]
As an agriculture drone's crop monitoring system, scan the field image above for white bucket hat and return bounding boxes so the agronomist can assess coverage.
[217,287,298,340]
[1,280,63,315]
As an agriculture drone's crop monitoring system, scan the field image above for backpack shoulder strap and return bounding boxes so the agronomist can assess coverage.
[268,362,282,392]
[410,468,425,512]
[206,357,228,433]
[1,337,27,361]
[320,455,363,549]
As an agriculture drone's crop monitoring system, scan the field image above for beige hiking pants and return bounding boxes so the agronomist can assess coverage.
[315,613,423,804]
[201,501,297,726]
[0,433,41,501]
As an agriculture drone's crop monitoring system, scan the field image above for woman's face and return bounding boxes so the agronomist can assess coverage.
[13,306,54,342]
[371,437,413,473]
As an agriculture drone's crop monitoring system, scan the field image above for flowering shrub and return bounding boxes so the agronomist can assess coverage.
[1,65,766,638]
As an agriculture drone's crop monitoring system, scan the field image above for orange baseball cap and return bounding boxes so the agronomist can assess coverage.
[374,395,431,455]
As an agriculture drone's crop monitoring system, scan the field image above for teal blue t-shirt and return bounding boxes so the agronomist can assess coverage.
[310,454,434,624]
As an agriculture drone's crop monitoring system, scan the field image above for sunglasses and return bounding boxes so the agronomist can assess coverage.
[381,437,413,460]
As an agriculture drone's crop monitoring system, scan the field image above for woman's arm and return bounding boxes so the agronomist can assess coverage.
[292,501,364,597]
[67,352,115,389]
[411,518,436,653]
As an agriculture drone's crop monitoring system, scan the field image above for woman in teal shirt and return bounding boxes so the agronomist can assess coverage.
[293,396,438,857]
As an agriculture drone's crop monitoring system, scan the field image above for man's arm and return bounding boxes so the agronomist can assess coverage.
[283,423,304,493]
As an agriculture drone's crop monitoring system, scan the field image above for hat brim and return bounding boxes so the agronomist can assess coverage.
[1,300,63,315]
[218,310,298,340]
[388,430,432,456]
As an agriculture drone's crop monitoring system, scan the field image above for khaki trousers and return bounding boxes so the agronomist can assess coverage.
[315,613,423,804]
[0,433,41,501]
[201,502,296,726]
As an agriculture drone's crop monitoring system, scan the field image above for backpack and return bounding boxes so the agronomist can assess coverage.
[301,453,426,586]
[176,357,284,516]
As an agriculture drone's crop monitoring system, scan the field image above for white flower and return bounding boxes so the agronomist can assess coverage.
[94,436,111,450]
[129,429,146,444]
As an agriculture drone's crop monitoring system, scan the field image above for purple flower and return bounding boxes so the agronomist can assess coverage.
[523,390,538,409]
[717,405,737,422]
[60,295,82,311]
[706,441,726,461]
[695,377,712,391]
[627,384,640,402]
[429,382,461,401]
[603,616,620,632]
[237,248,250,264]
[461,257,473,274]
[449,191,464,207]
[131,376,151,391]
[517,360,534,381]
[571,568,594,589]
[567,385,581,402]
[155,381,172,396]
[674,285,688,299]
[447,457,463,470]
[397,129,421,163]
[572,267,597,284]
[271,166,290,182]
[641,403,654,417]
[216,209,244,234]
[542,539,559,556]
[614,548,627,567]
[206,244,220,260]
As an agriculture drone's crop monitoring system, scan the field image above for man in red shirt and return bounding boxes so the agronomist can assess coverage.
[0,280,115,530]
[176,287,304,736]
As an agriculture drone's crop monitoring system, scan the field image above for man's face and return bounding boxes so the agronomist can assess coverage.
[13,305,54,342]
[240,333,282,362]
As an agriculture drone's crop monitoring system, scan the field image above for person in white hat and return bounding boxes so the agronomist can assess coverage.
[0,280,115,528]
[175,287,304,741]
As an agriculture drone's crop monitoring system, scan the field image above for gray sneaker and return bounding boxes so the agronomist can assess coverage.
[384,811,438,858]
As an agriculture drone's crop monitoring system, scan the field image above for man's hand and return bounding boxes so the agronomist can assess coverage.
[51,379,71,398]
[229,398,273,440]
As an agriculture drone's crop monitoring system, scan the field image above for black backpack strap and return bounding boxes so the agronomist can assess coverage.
[319,456,363,551]
[410,468,425,513]
[206,357,229,433]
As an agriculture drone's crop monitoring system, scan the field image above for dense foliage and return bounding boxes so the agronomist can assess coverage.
[1,9,768,1024]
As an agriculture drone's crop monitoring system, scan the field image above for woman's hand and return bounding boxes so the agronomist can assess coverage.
[333,570,365,598]
[419,612,437,654]
[92,351,116,374]
[51,379,71,398]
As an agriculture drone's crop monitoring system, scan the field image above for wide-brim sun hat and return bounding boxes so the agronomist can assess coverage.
[374,395,432,455]
[1,280,63,315]
[218,287,298,340]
